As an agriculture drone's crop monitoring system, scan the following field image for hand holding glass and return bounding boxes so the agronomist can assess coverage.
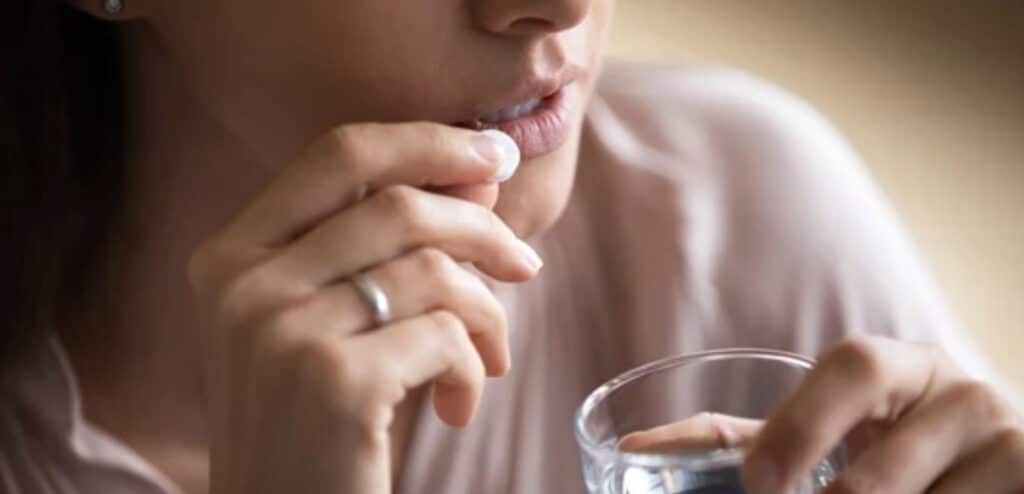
[574,350,847,494]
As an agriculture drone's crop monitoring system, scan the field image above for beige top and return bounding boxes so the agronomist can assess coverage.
[0,61,1003,494]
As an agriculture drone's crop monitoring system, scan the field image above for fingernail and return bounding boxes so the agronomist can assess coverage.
[516,238,544,272]
[471,130,520,183]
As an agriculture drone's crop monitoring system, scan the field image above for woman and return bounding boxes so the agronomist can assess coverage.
[2,0,1021,493]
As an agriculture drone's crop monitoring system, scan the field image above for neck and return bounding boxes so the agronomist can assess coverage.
[62,22,273,471]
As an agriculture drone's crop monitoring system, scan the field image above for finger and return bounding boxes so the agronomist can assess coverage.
[266,185,542,284]
[431,183,500,210]
[229,123,519,246]
[742,338,956,494]
[618,413,763,453]
[348,310,486,428]
[823,381,1017,494]
[844,422,887,463]
[929,428,1024,494]
[289,248,510,376]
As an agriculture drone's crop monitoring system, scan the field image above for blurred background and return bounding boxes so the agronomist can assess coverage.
[607,1,1024,390]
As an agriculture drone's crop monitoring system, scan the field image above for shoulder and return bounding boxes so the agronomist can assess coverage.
[584,62,984,364]
[590,59,866,187]
[586,60,879,247]
[0,338,177,494]
[587,60,890,282]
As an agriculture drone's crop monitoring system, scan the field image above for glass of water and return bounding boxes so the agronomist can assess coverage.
[574,349,846,494]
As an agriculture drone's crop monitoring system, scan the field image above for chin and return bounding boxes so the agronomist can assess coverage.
[496,187,570,239]
[495,128,582,239]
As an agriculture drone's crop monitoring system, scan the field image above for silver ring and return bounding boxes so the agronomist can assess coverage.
[351,272,391,326]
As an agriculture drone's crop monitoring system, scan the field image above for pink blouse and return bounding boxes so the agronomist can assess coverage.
[1,61,1003,493]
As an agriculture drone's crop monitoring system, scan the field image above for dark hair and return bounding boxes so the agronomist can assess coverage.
[1,1,125,370]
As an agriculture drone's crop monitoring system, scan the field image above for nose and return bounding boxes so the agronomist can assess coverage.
[473,0,591,37]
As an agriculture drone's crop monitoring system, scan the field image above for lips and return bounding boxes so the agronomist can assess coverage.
[452,66,582,160]
[478,98,544,124]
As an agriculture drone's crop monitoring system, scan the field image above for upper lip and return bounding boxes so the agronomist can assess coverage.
[456,64,584,123]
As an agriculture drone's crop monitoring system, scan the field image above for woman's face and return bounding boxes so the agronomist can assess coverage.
[136,0,615,236]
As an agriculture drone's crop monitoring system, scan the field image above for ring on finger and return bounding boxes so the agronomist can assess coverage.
[351,271,392,327]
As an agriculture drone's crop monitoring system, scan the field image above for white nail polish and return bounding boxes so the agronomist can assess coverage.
[517,238,544,271]
[482,129,521,183]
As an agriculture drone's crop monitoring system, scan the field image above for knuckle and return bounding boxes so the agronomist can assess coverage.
[290,339,350,383]
[357,373,405,425]
[375,184,424,223]
[467,346,487,381]
[413,121,451,151]
[829,337,888,386]
[286,339,355,400]
[287,339,397,429]
[448,325,485,383]
[353,402,396,436]
[692,412,718,430]
[945,380,1016,425]
[453,197,502,234]
[700,412,731,430]
[481,293,509,337]
[429,310,467,340]
[217,267,306,328]
[325,124,370,162]
[321,124,387,181]
[217,269,275,325]
[420,250,464,301]
[411,255,507,341]
[470,296,510,359]
[429,311,478,366]
[262,306,307,335]
[414,247,457,279]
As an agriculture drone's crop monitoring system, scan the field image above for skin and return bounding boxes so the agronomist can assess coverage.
[617,340,1024,494]
[59,0,1022,493]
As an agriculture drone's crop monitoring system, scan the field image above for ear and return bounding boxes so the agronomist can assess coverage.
[66,0,143,20]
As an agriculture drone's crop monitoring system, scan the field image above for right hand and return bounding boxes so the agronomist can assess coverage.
[187,122,541,494]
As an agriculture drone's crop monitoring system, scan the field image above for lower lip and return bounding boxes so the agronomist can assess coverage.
[480,87,574,160]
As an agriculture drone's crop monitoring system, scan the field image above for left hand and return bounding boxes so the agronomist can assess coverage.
[743,336,1024,494]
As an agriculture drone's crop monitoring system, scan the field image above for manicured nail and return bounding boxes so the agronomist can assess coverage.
[471,129,520,183]
[517,238,543,272]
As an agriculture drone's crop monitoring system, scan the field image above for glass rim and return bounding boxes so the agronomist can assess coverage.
[573,347,816,469]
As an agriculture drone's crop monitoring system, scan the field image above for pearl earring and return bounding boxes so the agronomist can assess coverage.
[103,0,123,15]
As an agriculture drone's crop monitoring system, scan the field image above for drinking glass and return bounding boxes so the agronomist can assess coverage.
[574,349,846,494]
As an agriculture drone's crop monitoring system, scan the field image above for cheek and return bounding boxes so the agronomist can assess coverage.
[151,0,459,163]
[585,0,617,56]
